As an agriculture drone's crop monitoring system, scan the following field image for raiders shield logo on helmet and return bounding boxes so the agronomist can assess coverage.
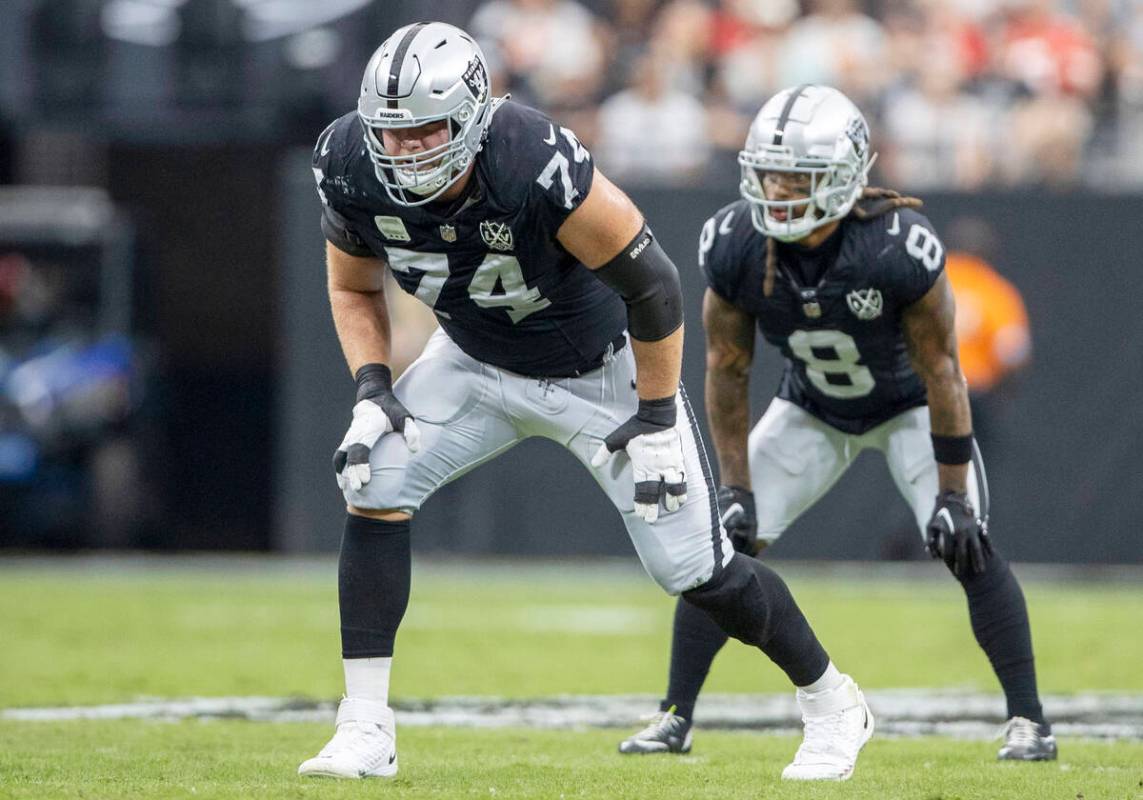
[480,220,514,251]
[846,287,883,320]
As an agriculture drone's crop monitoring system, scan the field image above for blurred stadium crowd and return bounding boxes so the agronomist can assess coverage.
[467,0,1143,189]
[4,0,1141,191]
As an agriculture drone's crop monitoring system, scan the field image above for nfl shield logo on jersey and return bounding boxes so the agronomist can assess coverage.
[798,288,821,319]
[480,220,514,251]
[846,287,883,320]
[439,224,457,243]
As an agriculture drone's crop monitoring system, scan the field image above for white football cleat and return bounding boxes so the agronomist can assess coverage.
[298,697,398,779]
[781,675,873,781]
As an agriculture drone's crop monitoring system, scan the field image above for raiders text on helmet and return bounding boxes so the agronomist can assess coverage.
[358,21,498,206]
[738,85,874,241]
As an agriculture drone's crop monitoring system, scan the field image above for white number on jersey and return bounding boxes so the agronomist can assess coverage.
[697,210,736,268]
[536,126,589,210]
[387,249,452,313]
[386,249,550,324]
[906,223,944,271]
[468,254,552,323]
[788,329,875,399]
[698,217,716,267]
[536,151,577,210]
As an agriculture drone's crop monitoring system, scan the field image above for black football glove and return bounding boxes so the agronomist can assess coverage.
[926,490,992,576]
[717,485,759,555]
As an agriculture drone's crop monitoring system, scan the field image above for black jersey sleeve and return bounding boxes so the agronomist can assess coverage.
[481,101,595,235]
[313,114,375,258]
[697,202,750,305]
[882,207,946,306]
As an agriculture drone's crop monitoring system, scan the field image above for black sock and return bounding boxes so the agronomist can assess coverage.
[954,551,1045,724]
[683,553,829,687]
[660,597,730,721]
[339,514,411,658]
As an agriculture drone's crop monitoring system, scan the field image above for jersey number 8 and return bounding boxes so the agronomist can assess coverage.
[788,329,875,399]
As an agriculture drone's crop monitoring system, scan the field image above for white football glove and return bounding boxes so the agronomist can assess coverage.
[591,396,687,523]
[334,364,421,493]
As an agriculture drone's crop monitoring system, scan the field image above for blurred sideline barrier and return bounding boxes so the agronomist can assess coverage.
[276,150,1139,564]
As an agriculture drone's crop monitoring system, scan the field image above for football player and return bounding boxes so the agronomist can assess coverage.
[299,25,871,781]
[618,84,1055,762]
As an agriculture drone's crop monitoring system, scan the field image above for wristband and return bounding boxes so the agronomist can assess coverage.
[354,363,393,402]
[636,395,677,428]
[931,433,973,465]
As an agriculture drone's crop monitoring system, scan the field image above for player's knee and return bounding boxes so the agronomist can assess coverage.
[347,505,412,522]
[682,554,782,647]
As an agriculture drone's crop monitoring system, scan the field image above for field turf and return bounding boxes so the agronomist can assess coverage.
[2,558,1141,799]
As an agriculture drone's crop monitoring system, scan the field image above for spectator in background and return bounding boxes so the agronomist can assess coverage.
[713,0,799,113]
[881,49,995,189]
[469,0,606,114]
[995,0,1101,185]
[595,50,712,185]
[776,0,886,103]
[603,0,667,97]
[645,0,713,97]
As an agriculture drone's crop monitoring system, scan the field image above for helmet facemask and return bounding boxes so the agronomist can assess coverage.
[738,144,872,242]
[361,98,484,207]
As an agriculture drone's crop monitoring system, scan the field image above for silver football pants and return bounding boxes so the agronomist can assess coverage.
[343,329,733,595]
[749,398,988,545]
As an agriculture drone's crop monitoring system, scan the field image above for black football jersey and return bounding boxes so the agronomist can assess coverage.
[312,100,626,378]
[699,199,945,434]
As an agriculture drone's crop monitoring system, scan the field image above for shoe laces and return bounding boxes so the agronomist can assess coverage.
[1000,716,1041,747]
[319,721,391,760]
[797,710,851,759]
[635,708,687,741]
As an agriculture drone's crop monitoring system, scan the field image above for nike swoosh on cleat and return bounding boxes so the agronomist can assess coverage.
[389,752,396,765]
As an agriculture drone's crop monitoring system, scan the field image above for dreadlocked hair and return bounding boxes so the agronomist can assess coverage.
[850,186,923,221]
[761,187,924,297]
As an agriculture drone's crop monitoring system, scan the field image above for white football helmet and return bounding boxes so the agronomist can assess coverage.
[738,85,875,241]
[358,22,497,206]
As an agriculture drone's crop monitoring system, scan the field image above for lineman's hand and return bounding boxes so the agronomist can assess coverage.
[333,363,420,492]
[591,396,687,523]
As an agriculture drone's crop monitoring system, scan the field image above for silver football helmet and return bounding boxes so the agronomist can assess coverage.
[358,21,497,206]
[738,85,875,241]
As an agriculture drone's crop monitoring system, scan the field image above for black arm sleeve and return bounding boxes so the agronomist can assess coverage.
[593,224,684,342]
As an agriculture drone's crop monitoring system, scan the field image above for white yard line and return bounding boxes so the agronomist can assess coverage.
[4,692,1142,740]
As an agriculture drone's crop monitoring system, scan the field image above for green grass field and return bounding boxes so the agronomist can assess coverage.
[2,558,1142,799]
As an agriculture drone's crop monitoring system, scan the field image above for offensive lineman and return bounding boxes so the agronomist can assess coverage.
[299,25,872,781]
[618,85,1055,762]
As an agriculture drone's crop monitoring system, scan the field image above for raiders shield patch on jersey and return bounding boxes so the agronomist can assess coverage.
[847,287,883,320]
[480,220,514,251]
[439,224,457,243]
[374,215,411,242]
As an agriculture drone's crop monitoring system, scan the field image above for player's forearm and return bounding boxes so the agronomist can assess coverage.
[630,325,683,401]
[924,366,973,493]
[705,362,751,488]
[329,287,392,375]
